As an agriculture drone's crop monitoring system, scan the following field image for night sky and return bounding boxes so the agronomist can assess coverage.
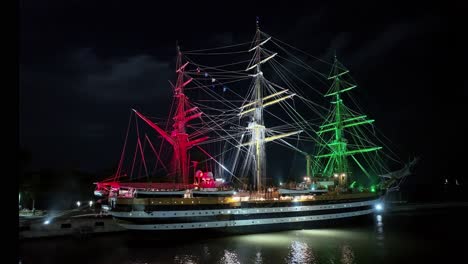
[20,2,458,186]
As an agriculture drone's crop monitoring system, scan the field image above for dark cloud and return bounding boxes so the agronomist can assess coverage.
[20,46,175,171]
[210,33,235,47]
[73,49,172,103]
[79,123,107,139]
[349,15,443,68]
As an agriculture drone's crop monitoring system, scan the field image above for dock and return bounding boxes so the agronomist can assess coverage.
[19,206,125,239]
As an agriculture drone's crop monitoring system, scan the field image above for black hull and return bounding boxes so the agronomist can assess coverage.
[121,213,375,242]
[111,196,381,236]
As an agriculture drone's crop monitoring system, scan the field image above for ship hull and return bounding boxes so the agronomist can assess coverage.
[110,195,381,234]
[121,213,375,241]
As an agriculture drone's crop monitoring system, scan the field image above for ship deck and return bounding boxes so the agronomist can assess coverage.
[111,191,379,211]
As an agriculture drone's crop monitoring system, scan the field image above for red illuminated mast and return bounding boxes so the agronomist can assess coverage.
[133,46,208,184]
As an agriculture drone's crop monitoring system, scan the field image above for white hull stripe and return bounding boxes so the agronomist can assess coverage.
[112,199,379,218]
[119,209,375,230]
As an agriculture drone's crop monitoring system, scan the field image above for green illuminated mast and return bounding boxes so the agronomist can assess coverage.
[315,55,382,186]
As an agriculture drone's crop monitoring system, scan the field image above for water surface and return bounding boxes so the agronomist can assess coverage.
[19,208,466,263]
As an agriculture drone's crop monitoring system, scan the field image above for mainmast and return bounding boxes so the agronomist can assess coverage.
[315,55,382,187]
[240,19,301,191]
[132,46,208,185]
[251,23,266,192]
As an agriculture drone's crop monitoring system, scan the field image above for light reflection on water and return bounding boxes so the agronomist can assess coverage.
[220,249,240,264]
[341,244,355,264]
[254,250,263,264]
[173,254,199,264]
[235,228,370,263]
[375,214,386,259]
[20,225,378,264]
[284,241,315,264]
[22,210,464,264]
[203,245,210,259]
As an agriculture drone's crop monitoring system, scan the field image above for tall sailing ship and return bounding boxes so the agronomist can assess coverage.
[94,23,413,233]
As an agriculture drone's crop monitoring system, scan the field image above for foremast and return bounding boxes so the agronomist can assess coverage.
[315,55,382,187]
[132,47,208,185]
